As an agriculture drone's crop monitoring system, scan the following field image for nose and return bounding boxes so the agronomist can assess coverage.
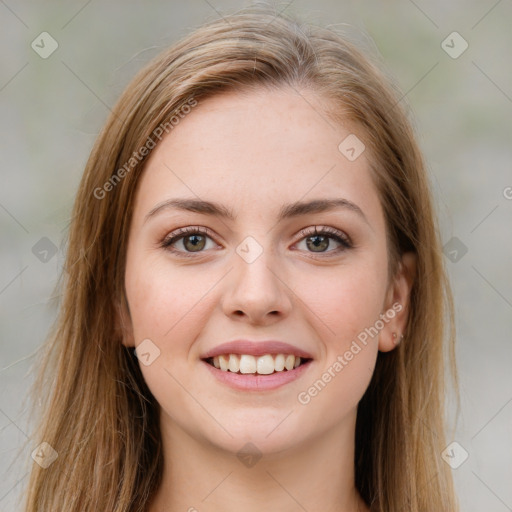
[221,243,293,325]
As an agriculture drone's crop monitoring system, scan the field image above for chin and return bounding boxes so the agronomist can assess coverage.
[200,410,309,456]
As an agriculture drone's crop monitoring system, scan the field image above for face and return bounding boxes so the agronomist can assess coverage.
[122,87,411,455]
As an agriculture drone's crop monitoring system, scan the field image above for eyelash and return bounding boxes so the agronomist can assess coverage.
[159,225,353,259]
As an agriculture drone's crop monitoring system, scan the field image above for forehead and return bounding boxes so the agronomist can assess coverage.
[133,87,384,229]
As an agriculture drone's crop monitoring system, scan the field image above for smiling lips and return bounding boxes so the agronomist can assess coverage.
[201,340,313,376]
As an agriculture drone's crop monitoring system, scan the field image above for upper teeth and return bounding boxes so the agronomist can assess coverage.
[211,354,302,374]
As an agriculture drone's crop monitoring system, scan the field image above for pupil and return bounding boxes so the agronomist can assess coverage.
[307,235,328,252]
[185,235,205,251]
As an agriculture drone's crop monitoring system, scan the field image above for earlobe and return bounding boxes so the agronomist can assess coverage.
[378,251,417,353]
[391,331,405,346]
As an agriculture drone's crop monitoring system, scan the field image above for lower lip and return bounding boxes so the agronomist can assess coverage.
[202,359,313,391]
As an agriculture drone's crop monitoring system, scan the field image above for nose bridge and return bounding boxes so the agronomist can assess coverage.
[222,234,291,321]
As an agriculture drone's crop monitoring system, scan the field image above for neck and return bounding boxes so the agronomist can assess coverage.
[148,409,369,512]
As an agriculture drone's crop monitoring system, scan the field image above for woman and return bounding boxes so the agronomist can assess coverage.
[23,5,458,511]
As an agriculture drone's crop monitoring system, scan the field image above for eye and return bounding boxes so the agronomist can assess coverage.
[160,226,218,256]
[160,225,353,258]
[295,226,352,255]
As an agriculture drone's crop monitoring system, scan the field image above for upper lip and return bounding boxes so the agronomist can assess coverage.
[201,340,314,360]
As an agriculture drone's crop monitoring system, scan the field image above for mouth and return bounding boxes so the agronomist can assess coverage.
[202,353,313,375]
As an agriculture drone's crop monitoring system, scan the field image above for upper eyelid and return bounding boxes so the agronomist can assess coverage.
[297,226,351,244]
[164,226,216,242]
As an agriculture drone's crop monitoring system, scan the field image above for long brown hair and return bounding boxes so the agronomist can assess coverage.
[21,5,458,511]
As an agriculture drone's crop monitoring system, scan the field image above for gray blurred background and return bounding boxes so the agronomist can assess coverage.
[1,1,511,510]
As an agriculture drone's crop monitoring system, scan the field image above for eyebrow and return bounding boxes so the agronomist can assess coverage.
[144,197,370,225]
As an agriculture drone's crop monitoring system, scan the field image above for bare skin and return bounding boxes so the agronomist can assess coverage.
[120,86,415,512]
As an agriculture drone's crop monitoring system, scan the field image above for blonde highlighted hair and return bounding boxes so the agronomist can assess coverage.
[22,5,458,511]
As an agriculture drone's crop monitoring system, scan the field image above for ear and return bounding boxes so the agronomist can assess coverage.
[378,251,417,353]
[114,294,135,348]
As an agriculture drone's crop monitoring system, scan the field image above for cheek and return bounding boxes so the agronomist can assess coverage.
[124,254,211,402]
[125,252,199,344]
[295,263,385,417]
[294,256,386,404]
[300,255,388,345]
